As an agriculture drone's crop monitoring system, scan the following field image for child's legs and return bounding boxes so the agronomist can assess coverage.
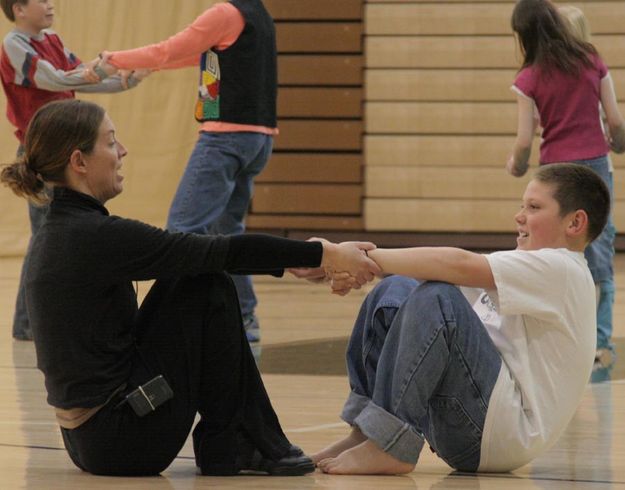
[347,282,501,470]
[573,158,615,348]
[166,132,240,234]
[208,134,273,317]
[591,214,616,351]
[597,277,615,351]
[13,201,49,339]
[343,276,420,416]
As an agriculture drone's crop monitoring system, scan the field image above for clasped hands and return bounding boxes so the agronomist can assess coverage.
[79,51,151,88]
[289,238,382,296]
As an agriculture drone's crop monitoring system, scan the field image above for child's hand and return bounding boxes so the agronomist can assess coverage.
[329,271,361,296]
[132,69,152,81]
[95,51,118,78]
[79,58,101,83]
[118,69,152,89]
[506,155,529,177]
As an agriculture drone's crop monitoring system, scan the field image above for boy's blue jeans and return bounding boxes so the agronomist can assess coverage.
[13,200,48,339]
[342,277,502,471]
[166,131,273,317]
[571,156,615,351]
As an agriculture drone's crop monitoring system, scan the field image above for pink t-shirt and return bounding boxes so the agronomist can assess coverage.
[512,54,609,164]
[108,3,277,136]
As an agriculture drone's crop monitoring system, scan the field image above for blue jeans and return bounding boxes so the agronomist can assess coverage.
[13,200,48,339]
[342,277,502,471]
[166,132,273,317]
[571,156,615,350]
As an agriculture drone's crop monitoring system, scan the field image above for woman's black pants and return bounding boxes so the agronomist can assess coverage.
[61,273,292,476]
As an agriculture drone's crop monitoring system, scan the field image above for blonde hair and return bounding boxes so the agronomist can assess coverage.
[558,5,591,42]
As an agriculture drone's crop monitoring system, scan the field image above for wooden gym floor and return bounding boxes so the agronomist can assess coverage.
[0,255,624,489]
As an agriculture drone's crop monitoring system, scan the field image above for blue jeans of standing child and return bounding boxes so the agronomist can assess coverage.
[13,200,48,339]
[342,276,502,471]
[166,131,273,317]
[571,156,615,351]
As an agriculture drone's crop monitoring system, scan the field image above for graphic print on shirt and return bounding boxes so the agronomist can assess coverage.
[195,50,220,121]
[472,292,501,329]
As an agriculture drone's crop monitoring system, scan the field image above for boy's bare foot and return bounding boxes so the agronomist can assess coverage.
[311,427,367,464]
[317,440,415,475]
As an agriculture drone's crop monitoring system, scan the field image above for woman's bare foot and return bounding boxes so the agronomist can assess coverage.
[317,440,415,475]
[311,427,367,464]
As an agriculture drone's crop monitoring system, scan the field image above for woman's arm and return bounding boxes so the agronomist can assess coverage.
[226,235,380,284]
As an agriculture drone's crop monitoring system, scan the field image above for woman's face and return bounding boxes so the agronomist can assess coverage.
[83,113,127,203]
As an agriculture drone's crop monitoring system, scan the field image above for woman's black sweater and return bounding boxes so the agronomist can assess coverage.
[25,187,322,409]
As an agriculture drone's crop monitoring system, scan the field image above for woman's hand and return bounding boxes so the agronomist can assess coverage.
[320,240,381,285]
[288,266,328,283]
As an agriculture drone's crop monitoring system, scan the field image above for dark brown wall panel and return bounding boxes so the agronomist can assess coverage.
[278,88,362,117]
[279,55,363,86]
[258,154,361,183]
[253,184,362,214]
[266,0,362,20]
[276,23,362,53]
[273,120,363,151]
[248,2,364,231]
[247,215,363,231]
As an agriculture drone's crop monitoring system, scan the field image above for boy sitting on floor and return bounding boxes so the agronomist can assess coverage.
[309,163,608,474]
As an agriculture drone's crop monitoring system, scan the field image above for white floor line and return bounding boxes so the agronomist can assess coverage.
[285,422,346,433]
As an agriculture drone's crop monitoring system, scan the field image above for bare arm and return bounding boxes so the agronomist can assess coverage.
[368,247,495,289]
[506,92,535,177]
[600,74,625,153]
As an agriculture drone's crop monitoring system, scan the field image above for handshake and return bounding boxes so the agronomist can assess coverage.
[289,238,383,296]
[79,51,151,89]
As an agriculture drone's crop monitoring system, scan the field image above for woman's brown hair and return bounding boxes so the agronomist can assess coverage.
[1,99,105,204]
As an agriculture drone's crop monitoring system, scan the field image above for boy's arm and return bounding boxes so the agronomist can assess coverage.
[367,247,495,289]
[3,34,138,93]
[73,70,142,93]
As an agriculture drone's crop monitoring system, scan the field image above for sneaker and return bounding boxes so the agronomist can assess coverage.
[243,313,260,343]
[13,326,33,341]
[594,348,615,368]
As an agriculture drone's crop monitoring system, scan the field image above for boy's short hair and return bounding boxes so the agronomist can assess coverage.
[534,163,610,243]
[1,0,28,22]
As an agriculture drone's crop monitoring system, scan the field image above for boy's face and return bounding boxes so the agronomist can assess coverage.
[15,0,53,33]
[514,179,573,251]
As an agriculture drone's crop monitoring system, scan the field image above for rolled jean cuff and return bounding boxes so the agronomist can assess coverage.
[353,400,424,464]
[340,391,371,425]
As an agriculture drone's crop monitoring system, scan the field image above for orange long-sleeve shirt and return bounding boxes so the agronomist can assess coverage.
[108,3,277,135]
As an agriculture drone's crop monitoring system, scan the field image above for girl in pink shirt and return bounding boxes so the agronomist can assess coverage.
[506,0,624,365]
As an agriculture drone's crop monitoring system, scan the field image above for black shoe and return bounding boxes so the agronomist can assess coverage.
[197,431,315,477]
[237,444,315,476]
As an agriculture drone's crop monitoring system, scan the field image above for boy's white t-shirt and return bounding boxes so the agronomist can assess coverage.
[460,248,596,472]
